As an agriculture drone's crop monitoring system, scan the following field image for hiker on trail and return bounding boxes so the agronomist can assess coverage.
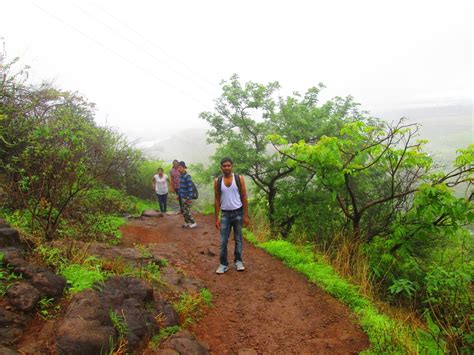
[152,167,169,213]
[214,157,249,274]
[170,159,184,214]
[177,161,197,229]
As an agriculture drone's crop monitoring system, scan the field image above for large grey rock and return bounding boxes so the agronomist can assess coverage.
[0,218,10,229]
[101,276,154,304]
[31,270,66,298]
[56,276,158,354]
[156,300,180,327]
[161,267,206,293]
[163,331,209,355]
[56,318,116,355]
[141,210,163,218]
[0,308,31,345]
[0,228,22,249]
[6,281,41,312]
[0,248,37,278]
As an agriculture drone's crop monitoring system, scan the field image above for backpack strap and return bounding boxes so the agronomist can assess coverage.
[216,174,243,200]
[217,175,223,196]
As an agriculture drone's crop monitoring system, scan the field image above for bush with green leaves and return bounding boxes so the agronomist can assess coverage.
[0,251,23,296]
[60,264,108,293]
[0,55,142,240]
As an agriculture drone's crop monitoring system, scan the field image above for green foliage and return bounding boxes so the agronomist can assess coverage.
[134,243,153,258]
[199,288,213,307]
[36,245,68,270]
[244,230,440,353]
[60,264,107,293]
[109,309,128,338]
[0,55,142,240]
[149,325,181,349]
[87,214,125,245]
[80,185,136,215]
[130,197,157,216]
[124,262,162,286]
[0,253,22,296]
[37,297,61,320]
[173,289,213,327]
[1,209,33,235]
[126,159,170,201]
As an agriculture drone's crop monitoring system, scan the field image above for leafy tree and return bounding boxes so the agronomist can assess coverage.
[201,75,373,235]
[0,55,141,240]
[200,74,293,233]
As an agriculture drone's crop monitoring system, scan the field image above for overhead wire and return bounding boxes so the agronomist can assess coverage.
[71,1,217,95]
[92,2,220,90]
[31,2,214,110]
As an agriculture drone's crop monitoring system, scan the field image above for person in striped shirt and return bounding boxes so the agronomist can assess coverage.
[177,161,197,228]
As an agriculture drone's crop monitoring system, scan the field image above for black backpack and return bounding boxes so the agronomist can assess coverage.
[216,174,243,200]
[191,181,198,200]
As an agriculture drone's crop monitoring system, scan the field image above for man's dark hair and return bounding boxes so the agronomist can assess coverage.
[220,157,233,166]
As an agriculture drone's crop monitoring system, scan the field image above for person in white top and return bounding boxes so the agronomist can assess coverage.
[152,167,170,212]
[214,157,249,274]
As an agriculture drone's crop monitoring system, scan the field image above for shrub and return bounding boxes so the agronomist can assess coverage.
[61,264,107,293]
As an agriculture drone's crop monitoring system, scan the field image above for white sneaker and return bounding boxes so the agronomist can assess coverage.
[235,261,245,271]
[187,223,197,229]
[215,264,229,274]
[181,223,190,228]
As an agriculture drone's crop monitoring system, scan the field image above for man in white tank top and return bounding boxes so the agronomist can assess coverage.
[214,157,249,274]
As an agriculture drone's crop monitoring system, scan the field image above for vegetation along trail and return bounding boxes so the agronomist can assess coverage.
[121,212,370,354]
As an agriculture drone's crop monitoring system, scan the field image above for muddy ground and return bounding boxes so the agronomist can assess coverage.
[121,212,370,354]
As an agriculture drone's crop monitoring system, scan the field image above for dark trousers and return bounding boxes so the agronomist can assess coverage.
[157,193,167,212]
[219,208,243,266]
[177,194,184,213]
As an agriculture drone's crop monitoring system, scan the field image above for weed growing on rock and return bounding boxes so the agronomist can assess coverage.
[0,253,22,296]
[134,243,152,258]
[149,325,181,349]
[35,245,67,270]
[61,264,108,293]
[37,297,61,320]
[173,288,213,326]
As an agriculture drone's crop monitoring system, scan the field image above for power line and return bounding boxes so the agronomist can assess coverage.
[32,2,213,110]
[71,1,217,95]
[93,2,220,90]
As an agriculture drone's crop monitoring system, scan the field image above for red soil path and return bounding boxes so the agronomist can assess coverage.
[121,212,369,354]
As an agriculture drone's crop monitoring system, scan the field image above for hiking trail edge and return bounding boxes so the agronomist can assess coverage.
[121,212,370,354]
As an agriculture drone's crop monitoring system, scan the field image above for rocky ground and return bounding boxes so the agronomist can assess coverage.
[122,212,370,354]
[0,211,370,354]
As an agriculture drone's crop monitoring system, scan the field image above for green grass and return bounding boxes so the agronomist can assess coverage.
[60,264,108,293]
[149,325,181,349]
[132,197,157,216]
[0,252,22,296]
[243,230,441,354]
[173,288,213,327]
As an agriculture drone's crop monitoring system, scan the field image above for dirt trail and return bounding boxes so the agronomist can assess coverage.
[121,212,370,354]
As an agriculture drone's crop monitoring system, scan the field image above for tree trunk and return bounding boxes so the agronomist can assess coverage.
[268,186,277,236]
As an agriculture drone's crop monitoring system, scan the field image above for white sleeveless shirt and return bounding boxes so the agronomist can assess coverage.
[220,174,242,211]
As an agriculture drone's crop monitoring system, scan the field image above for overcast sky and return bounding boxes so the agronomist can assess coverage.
[1,0,472,145]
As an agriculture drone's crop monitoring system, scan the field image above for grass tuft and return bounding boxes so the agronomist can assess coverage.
[244,231,441,354]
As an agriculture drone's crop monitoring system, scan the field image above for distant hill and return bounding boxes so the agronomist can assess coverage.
[140,103,472,168]
[141,128,216,165]
[375,102,473,166]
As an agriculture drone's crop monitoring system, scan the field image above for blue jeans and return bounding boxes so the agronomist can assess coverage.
[157,193,167,212]
[219,207,243,266]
